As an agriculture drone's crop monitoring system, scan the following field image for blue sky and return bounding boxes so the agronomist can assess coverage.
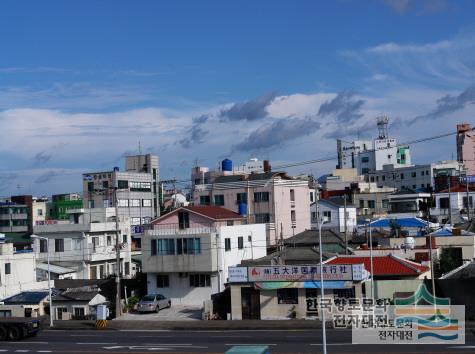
[1,0,475,196]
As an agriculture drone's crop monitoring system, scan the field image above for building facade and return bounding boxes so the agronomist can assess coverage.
[0,200,29,233]
[457,123,475,175]
[142,206,267,306]
[49,193,83,220]
[310,197,357,233]
[33,208,134,280]
[193,171,310,246]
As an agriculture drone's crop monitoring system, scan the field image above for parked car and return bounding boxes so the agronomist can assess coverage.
[137,294,171,313]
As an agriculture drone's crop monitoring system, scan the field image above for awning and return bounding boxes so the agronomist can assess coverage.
[254,281,352,290]
[368,217,429,228]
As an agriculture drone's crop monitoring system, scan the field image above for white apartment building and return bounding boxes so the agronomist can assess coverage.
[142,206,267,306]
[310,197,357,233]
[32,208,134,280]
[431,186,475,224]
[193,170,310,246]
[0,238,50,299]
[337,117,412,174]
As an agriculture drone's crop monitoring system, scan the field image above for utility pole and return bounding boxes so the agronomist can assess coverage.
[316,199,327,354]
[426,189,436,299]
[114,186,122,318]
[343,194,348,255]
[465,170,470,220]
[448,174,452,225]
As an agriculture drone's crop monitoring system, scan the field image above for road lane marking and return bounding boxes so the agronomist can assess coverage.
[76,342,117,345]
[37,351,52,353]
[225,344,277,346]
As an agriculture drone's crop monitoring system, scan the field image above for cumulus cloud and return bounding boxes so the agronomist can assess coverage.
[178,114,210,149]
[409,85,475,124]
[381,0,448,14]
[318,92,365,123]
[219,91,278,121]
[231,117,320,152]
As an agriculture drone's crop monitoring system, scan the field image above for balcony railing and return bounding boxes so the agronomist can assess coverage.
[148,222,216,236]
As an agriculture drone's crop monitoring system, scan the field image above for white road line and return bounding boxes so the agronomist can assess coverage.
[15,351,30,353]
[311,343,359,346]
[225,343,277,346]
[118,329,171,332]
[37,351,52,353]
[449,346,475,349]
[76,342,117,345]
[0,350,7,352]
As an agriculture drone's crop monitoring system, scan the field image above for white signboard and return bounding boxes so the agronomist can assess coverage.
[247,264,356,282]
[228,266,248,283]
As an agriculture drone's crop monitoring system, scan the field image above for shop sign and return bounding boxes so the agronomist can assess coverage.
[248,264,360,282]
[228,266,248,282]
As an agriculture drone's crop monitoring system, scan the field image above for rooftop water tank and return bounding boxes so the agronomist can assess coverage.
[222,159,233,172]
[403,237,415,250]
[113,166,120,172]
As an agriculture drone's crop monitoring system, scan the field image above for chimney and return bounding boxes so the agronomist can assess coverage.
[263,160,271,172]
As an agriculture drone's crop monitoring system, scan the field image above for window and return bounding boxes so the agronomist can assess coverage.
[382,175,386,181]
[157,239,175,255]
[72,238,81,250]
[368,200,375,209]
[225,238,231,251]
[254,192,269,202]
[255,213,270,223]
[200,195,211,205]
[102,180,109,189]
[362,168,369,174]
[124,262,130,276]
[440,198,450,209]
[359,200,365,208]
[178,211,190,229]
[156,275,169,288]
[463,196,473,208]
[190,274,211,287]
[103,199,109,208]
[151,239,157,255]
[177,238,201,254]
[142,199,152,207]
[227,220,234,226]
[238,237,244,250]
[323,211,331,222]
[370,176,375,182]
[39,239,48,253]
[214,195,225,206]
[291,210,296,222]
[5,263,11,275]
[37,209,43,216]
[107,236,112,246]
[92,237,99,252]
[74,307,85,319]
[117,180,128,189]
[400,173,405,180]
[87,182,94,192]
[277,288,298,304]
[130,199,140,207]
[236,193,247,204]
[290,189,295,202]
[361,156,369,163]
[131,217,141,225]
[130,181,151,192]
[118,199,129,207]
[412,185,416,190]
[382,199,389,209]
[311,211,317,220]
[55,239,64,253]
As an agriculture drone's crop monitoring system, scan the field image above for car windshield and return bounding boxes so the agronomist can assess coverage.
[141,295,155,301]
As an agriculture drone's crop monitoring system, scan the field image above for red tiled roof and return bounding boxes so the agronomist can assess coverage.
[183,206,244,220]
[325,254,429,277]
[439,185,475,193]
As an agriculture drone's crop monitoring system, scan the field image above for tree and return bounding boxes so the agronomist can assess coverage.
[434,248,463,278]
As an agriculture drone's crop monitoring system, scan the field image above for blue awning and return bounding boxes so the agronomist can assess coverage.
[368,217,429,228]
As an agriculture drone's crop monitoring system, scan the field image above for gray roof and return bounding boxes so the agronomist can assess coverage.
[2,291,49,304]
[441,261,475,279]
[241,247,336,266]
[54,291,100,302]
[317,197,356,208]
[36,263,76,275]
[284,229,345,246]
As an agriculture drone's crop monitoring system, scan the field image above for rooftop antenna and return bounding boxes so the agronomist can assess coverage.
[376,115,390,139]
[138,141,142,155]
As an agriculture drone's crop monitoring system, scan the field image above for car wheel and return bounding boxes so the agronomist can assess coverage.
[7,326,22,341]
[155,306,160,313]
[167,301,171,308]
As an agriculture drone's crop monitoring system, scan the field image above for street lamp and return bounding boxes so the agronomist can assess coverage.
[31,234,53,328]
[365,218,375,301]
[316,199,328,354]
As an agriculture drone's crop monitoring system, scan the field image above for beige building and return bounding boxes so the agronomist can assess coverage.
[193,171,310,246]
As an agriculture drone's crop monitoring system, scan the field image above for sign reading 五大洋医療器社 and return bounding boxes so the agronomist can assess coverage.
[247,264,363,281]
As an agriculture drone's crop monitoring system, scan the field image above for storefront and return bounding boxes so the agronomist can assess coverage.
[228,264,366,320]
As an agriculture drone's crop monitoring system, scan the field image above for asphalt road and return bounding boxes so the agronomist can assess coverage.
[1,328,475,354]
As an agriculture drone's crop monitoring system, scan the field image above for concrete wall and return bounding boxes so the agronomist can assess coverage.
[373,279,424,300]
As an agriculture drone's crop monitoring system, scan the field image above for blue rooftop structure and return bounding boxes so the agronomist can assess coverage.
[2,291,49,304]
[368,217,429,228]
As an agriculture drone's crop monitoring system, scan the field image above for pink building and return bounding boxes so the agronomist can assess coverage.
[457,123,475,175]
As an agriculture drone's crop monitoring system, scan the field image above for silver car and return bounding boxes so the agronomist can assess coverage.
[137,294,171,313]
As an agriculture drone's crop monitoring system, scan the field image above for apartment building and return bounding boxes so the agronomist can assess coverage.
[193,168,310,246]
[82,154,160,247]
[431,186,475,224]
[0,238,50,299]
[49,193,83,220]
[0,200,29,233]
[142,206,266,306]
[351,183,396,217]
[310,197,357,233]
[457,123,475,175]
[32,208,134,280]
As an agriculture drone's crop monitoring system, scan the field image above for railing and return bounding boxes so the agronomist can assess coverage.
[149,222,215,235]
